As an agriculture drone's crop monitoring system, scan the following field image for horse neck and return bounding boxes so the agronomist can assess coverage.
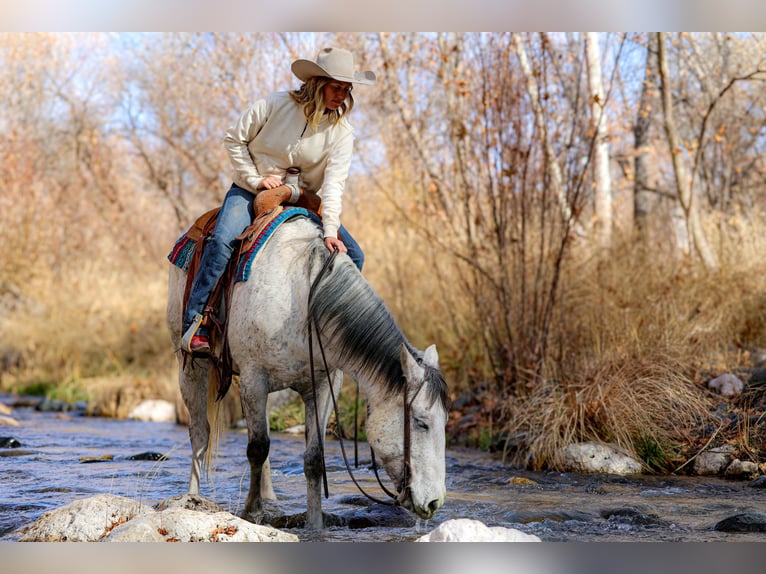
[308,254,413,405]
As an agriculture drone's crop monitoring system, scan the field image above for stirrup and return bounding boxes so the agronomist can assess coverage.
[181,313,205,353]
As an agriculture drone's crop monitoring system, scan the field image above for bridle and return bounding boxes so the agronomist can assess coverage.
[307,248,426,507]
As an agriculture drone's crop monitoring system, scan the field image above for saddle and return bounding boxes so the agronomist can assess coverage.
[181,191,321,400]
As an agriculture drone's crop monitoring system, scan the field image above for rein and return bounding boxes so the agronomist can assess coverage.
[307,247,419,507]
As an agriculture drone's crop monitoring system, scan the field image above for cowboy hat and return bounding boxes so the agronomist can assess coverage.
[291,47,376,86]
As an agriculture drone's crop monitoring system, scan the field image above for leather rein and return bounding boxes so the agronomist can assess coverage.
[307,248,424,508]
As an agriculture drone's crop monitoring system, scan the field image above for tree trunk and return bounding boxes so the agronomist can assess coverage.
[511,33,573,226]
[633,34,657,241]
[656,32,718,271]
[585,32,612,249]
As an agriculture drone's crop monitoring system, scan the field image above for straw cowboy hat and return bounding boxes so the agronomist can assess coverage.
[292,47,376,85]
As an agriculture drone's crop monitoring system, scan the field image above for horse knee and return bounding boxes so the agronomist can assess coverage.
[303,444,323,479]
[247,436,270,467]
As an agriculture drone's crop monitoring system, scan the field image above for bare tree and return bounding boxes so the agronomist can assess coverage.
[657,32,718,270]
[585,32,613,248]
[633,33,659,240]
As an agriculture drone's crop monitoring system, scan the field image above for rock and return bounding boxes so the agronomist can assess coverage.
[15,493,298,542]
[35,398,81,413]
[749,349,766,368]
[16,494,153,541]
[693,445,734,476]
[127,451,168,461]
[347,503,414,529]
[128,399,177,423]
[708,373,744,397]
[558,442,643,475]
[103,508,298,542]
[79,454,114,463]
[416,518,541,542]
[0,403,12,415]
[0,415,19,427]
[154,494,226,513]
[749,476,766,488]
[0,437,20,448]
[748,368,766,385]
[724,459,759,479]
[600,507,668,526]
[283,424,306,435]
[714,512,766,532]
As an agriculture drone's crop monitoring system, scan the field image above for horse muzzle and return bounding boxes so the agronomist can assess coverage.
[396,483,444,520]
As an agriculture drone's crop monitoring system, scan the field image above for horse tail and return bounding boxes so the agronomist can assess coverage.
[203,367,226,485]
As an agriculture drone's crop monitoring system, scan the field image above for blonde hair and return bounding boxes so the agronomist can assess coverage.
[290,76,355,130]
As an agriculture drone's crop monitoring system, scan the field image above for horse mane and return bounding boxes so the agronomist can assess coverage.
[306,243,448,411]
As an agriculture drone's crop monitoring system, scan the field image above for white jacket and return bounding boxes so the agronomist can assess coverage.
[223,90,354,240]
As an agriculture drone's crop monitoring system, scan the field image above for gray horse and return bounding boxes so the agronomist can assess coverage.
[166,213,448,529]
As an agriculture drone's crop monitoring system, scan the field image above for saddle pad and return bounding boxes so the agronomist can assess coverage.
[167,207,321,283]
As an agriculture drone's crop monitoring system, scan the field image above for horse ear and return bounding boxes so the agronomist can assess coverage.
[400,343,421,383]
[422,344,439,369]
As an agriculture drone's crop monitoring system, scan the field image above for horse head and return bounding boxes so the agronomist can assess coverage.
[365,344,448,520]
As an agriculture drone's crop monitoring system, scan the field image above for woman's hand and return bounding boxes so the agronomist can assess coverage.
[324,236,347,255]
[258,176,283,190]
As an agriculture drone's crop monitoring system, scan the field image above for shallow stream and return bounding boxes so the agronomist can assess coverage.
[2,394,766,542]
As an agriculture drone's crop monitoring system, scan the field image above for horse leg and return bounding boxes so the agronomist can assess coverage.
[302,370,344,529]
[177,354,210,495]
[239,367,271,523]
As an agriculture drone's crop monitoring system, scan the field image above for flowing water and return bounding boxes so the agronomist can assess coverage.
[2,393,766,542]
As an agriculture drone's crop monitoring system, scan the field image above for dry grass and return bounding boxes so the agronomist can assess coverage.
[502,350,715,471]
[0,254,177,408]
[495,214,766,470]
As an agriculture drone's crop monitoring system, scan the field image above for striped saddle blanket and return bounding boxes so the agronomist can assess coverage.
[167,206,321,283]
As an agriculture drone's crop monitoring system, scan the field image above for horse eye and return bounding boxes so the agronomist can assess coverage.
[414,418,429,431]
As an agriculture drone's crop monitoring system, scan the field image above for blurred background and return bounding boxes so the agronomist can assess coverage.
[2,31,766,471]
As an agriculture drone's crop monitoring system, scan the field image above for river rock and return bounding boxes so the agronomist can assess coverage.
[103,507,298,542]
[0,415,19,427]
[693,445,734,476]
[558,442,643,475]
[749,476,766,488]
[127,451,168,461]
[416,518,541,542]
[0,437,20,448]
[714,512,766,532]
[707,373,744,397]
[16,494,154,541]
[0,403,12,415]
[128,399,177,423]
[724,459,759,479]
[15,493,298,542]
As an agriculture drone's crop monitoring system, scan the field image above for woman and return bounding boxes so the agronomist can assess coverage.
[182,47,376,354]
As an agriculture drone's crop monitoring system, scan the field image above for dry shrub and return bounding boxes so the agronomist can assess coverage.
[498,215,766,470]
[503,349,714,471]
[0,256,176,399]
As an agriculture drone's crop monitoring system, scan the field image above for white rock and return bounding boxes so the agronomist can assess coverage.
[16,493,298,542]
[416,518,540,542]
[103,508,298,542]
[0,403,12,415]
[128,399,177,423]
[17,494,153,541]
[693,445,735,476]
[559,442,643,475]
[708,373,744,397]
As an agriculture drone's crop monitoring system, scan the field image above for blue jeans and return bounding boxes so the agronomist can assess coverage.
[183,183,364,332]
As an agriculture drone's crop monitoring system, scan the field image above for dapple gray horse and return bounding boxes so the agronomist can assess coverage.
[166,213,448,529]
